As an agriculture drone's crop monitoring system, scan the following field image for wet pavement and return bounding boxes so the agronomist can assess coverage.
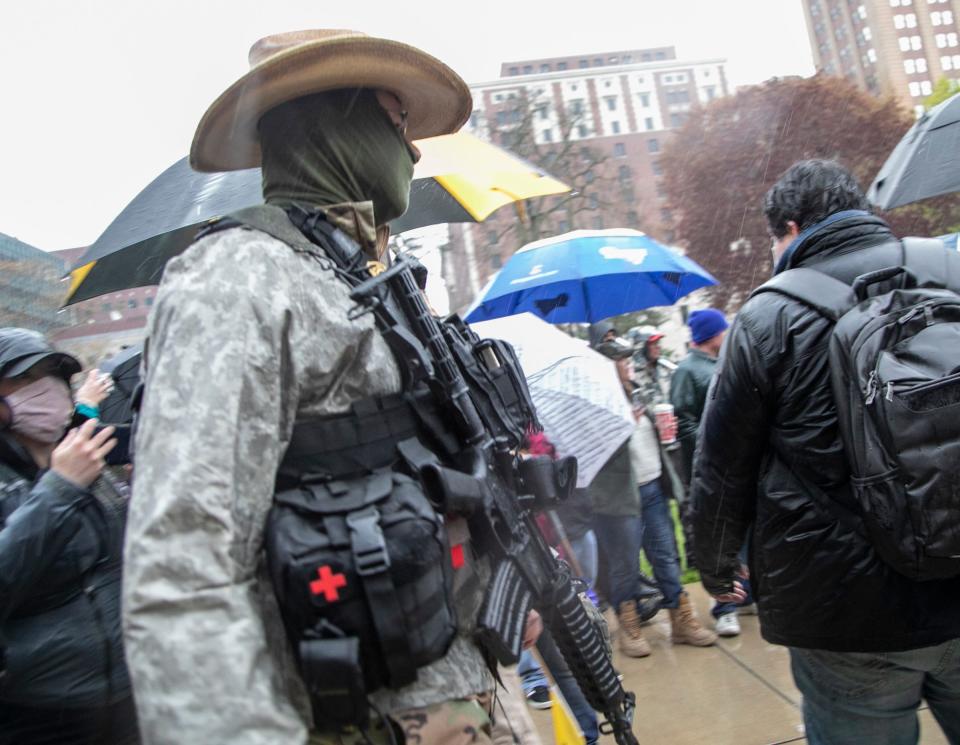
[529,583,950,744]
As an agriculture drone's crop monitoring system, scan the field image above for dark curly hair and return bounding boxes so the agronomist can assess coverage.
[763,159,871,238]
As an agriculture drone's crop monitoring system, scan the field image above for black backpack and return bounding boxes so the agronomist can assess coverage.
[753,238,960,581]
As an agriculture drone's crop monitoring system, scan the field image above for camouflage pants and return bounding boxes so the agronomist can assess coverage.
[310,693,494,745]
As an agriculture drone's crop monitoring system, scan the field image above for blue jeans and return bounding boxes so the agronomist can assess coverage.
[592,514,642,607]
[569,529,598,587]
[516,638,599,744]
[790,640,960,745]
[637,479,683,608]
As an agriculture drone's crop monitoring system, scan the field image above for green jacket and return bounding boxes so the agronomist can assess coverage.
[670,348,718,475]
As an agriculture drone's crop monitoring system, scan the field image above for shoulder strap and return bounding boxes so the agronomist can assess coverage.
[225,205,332,258]
[751,268,856,322]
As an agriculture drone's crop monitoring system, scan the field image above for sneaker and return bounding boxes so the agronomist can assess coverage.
[715,612,741,637]
[526,686,552,710]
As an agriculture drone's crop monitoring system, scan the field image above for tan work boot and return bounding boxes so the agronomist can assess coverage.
[602,604,620,639]
[617,601,652,657]
[669,592,718,647]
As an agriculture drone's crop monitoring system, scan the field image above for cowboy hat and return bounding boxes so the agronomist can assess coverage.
[190,30,472,173]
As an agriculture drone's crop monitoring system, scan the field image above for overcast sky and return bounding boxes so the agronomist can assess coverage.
[1,0,814,252]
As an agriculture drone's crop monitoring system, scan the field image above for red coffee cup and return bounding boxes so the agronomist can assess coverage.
[653,403,678,445]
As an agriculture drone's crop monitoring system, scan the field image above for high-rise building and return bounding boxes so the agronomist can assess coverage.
[802,0,960,113]
[443,47,728,312]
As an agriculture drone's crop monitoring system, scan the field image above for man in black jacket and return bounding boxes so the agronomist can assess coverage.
[691,160,960,745]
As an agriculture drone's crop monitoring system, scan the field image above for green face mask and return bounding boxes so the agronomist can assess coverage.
[259,88,415,225]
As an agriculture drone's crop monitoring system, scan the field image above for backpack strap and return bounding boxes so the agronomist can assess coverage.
[750,268,856,322]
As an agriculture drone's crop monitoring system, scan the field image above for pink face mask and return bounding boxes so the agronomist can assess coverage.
[4,376,74,444]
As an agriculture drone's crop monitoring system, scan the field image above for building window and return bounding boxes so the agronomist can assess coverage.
[618,164,632,181]
[611,121,621,134]
[543,128,553,142]
[570,100,584,115]
[594,58,604,66]
[585,169,595,183]
[540,64,551,72]
[899,36,911,51]
[670,113,686,127]
[868,48,878,62]
[490,254,503,269]
[577,125,588,138]
[538,106,548,120]
[950,32,958,46]
[592,216,605,229]
[145,297,154,306]
[627,210,640,227]
[943,55,954,69]
[487,230,498,245]
[127,299,138,309]
[704,86,716,100]
[639,92,651,107]
[904,58,917,73]
[911,35,923,50]
[102,303,112,312]
[909,81,922,96]
[921,80,933,95]
[647,138,660,153]
[655,51,666,60]
[589,194,599,209]
[605,97,617,110]
[579,59,589,68]
[917,57,928,72]
[623,54,632,63]
[509,67,518,76]
[907,13,917,26]
[660,208,673,222]
[614,142,626,157]
[558,61,568,70]
[651,160,663,176]
[558,219,569,232]
[523,65,533,74]
[645,117,655,130]
[857,3,867,18]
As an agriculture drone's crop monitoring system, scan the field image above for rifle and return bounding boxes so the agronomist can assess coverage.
[349,252,639,745]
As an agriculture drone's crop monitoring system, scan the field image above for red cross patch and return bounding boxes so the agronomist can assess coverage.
[309,565,347,602]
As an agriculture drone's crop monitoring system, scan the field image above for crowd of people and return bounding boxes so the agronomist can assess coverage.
[2,27,960,745]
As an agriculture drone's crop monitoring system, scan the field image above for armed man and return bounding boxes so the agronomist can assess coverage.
[123,30,636,745]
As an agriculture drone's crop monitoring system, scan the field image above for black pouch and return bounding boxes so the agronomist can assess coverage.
[266,465,458,727]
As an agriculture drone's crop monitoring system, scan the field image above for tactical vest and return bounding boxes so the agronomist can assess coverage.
[201,205,536,729]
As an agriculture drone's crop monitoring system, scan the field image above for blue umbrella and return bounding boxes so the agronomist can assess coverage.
[464,229,716,323]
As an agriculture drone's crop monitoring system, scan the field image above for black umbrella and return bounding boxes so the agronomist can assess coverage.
[97,344,142,425]
[867,92,960,210]
[64,133,570,305]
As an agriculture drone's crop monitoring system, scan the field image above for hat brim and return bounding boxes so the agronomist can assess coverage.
[5,351,81,381]
[191,35,472,173]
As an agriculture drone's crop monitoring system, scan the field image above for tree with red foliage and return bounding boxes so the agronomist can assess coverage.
[661,74,960,310]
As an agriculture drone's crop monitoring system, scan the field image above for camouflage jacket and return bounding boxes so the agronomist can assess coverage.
[632,360,670,410]
[124,203,491,745]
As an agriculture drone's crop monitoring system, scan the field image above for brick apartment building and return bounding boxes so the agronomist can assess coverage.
[802,0,960,113]
[442,46,729,312]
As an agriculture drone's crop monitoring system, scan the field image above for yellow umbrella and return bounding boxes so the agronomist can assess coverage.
[402,131,572,229]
